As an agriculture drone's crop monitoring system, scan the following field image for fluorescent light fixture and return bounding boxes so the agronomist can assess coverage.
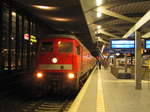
[97,25,101,29]
[97,7,102,18]
[96,0,103,6]
[48,17,72,22]
[32,5,58,10]
[97,12,102,18]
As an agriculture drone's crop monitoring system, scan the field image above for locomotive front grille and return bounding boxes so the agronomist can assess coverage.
[39,64,72,70]
[45,73,64,87]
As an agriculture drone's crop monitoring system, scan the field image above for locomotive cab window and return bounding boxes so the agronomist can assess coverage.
[41,42,53,52]
[58,42,73,53]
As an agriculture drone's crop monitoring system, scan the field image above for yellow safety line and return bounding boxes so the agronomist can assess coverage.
[96,69,106,112]
[68,66,97,112]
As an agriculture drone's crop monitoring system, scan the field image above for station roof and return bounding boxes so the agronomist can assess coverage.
[12,0,150,55]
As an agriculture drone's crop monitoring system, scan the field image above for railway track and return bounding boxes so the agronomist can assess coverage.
[21,97,73,112]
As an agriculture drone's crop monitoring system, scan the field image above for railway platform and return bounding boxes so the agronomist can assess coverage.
[68,65,150,112]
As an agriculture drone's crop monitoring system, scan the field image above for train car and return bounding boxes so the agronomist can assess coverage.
[33,34,96,93]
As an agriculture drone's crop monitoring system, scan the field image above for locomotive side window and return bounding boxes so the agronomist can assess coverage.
[76,46,80,55]
[58,42,73,53]
[41,42,53,52]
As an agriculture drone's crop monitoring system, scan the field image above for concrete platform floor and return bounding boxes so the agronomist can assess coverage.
[69,66,150,112]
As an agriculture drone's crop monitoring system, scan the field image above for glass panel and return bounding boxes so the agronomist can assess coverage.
[24,18,28,68]
[11,11,16,70]
[18,15,22,68]
[41,42,53,52]
[2,6,9,70]
[58,42,73,53]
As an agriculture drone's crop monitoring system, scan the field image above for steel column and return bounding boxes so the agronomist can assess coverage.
[135,31,142,89]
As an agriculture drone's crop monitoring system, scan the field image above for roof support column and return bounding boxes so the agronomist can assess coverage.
[135,31,142,89]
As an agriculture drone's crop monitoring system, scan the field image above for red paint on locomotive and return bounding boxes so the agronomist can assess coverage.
[34,34,96,91]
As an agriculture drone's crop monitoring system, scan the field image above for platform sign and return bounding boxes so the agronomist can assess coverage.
[110,39,135,49]
[109,39,135,53]
[148,60,150,69]
[145,39,150,49]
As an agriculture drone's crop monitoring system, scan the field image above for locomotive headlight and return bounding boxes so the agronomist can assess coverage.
[52,57,58,63]
[68,73,75,79]
[36,72,43,79]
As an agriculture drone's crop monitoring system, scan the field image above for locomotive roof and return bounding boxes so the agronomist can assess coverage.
[46,34,79,41]
[45,34,90,53]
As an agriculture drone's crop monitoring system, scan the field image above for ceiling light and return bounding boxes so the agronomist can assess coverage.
[96,0,102,6]
[97,12,102,17]
[48,17,72,22]
[97,7,102,18]
[97,25,101,29]
[32,5,58,10]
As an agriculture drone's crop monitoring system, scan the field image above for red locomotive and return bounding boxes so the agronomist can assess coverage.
[33,34,96,92]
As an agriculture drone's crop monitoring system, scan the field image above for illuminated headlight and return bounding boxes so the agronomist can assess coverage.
[52,57,58,63]
[68,73,75,79]
[36,72,43,79]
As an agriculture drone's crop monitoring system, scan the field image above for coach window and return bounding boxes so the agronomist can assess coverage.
[76,46,80,55]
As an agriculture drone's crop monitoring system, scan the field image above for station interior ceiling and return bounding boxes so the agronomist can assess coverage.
[12,0,150,55]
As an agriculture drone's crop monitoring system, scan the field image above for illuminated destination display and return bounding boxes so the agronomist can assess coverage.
[110,39,135,49]
[145,40,150,49]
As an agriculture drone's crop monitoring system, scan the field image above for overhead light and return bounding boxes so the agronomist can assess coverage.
[96,0,103,6]
[32,5,58,10]
[48,17,72,22]
[97,7,102,18]
[97,12,102,18]
[97,25,101,29]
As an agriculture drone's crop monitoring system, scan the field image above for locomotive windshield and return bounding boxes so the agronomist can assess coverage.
[58,41,73,53]
[41,42,53,52]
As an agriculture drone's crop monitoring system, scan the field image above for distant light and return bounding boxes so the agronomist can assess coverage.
[48,17,72,22]
[11,37,14,40]
[110,55,114,58]
[24,34,29,40]
[96,0,103,6]
[116,53,120,56]
[32,5,58,10]
[12,12,16,16]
